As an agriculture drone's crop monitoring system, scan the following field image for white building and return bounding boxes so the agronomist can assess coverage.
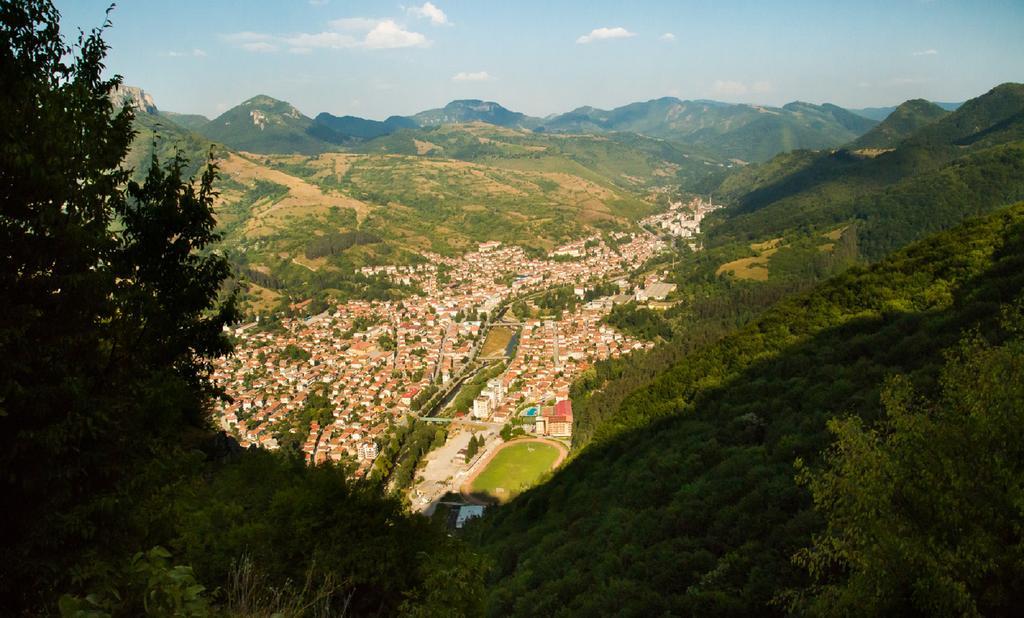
[472,395,491,419]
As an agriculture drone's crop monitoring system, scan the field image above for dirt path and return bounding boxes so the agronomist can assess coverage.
[460,437,568,500]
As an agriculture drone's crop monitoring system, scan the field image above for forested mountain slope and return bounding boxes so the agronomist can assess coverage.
[475,203,1024,616]
[199,95,329,155]
[848,99,949,149]
[538,97,878,162]
[707,83,1024,260]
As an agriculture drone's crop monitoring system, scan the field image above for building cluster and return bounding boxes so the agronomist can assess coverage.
[462,298,651,436]
[211,228,669,477]
[642,196,721,239]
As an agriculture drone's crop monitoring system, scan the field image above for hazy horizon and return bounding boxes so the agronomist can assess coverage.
[56,0,1024,120]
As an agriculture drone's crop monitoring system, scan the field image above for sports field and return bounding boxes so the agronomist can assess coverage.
[469,440,563,501]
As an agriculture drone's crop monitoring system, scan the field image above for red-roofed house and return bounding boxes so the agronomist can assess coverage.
[535,399,573,438]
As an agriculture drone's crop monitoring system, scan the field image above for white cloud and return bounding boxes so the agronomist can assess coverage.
[659,32,676,42]
[166,48,207,58]
[242,41,278,53]
[407,2,449,26]
[751,80,773,94]
[576,27,636,44]
[225,18,429,53]
[223,32,277,52]
[284,31,358,49]
[452,71,493,82]
[363,20,429,49]
[912,48,939,56]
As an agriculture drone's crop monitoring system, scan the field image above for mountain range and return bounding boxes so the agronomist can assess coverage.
[124,85,971,165]
[197,95,883,162]
[113,89,922,163]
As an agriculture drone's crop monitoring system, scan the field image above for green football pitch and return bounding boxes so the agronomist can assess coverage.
[470,441,562,501]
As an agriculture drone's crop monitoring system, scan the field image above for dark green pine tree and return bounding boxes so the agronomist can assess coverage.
[0,0,236,608]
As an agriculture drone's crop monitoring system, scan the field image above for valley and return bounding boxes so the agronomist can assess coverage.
[132,81,1024,614]
[10,3,1024,613]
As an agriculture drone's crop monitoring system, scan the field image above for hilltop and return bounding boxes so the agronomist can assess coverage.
[312,112,416,141]
[708,83,1024,259]
[849,99,950,149]
[410,99,542,129]
[109,85,218,181]
[199,95,328,154]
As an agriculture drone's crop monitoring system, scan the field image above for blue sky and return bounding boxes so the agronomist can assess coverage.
[56,0,1024,120]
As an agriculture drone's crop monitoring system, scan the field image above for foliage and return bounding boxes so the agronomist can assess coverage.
[793,318,1024,616]
[173,449,478,616]
[445,362,506,415]
[604,301,672,340]
[58,547,210,617]
[304,230,381,259]
[466,434,481,461]
[372,417,447,491]
[0,5,487,615]
[280,343,311,362]
[0,2,236,608]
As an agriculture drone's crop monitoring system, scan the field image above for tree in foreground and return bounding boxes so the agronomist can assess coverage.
[794,304,1024,616]
[1,3,487,614]
[0,0,236,608]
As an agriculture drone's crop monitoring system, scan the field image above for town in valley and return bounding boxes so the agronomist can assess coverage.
[211,197,718,510]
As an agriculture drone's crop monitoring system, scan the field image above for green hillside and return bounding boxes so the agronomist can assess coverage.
[157,110,210,131]
[312,111,416,140]
[125,108,219,182]
[708,83,1024,259]
[849,99,949,149]
[475,202,1024,616]
[357,122,726,189]
[470,83,1024,616]
[410,99,542,129]
[198,95,330,154]
[538,98,879,162]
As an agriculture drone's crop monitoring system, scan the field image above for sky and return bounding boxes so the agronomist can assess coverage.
[55,0,1024,120]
